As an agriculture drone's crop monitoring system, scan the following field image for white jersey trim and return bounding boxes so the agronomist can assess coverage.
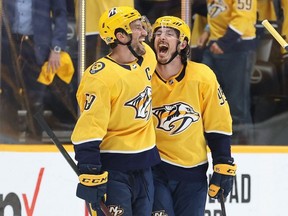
[100,144,157,154]
[205,130,232,135]
[72,138,102,145]
[229,24,243,35]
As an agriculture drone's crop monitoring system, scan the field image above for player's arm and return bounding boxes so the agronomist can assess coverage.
[216,0,256,52]
[71,74,110,211]
[205,133,237,199]
[202,68,236,199]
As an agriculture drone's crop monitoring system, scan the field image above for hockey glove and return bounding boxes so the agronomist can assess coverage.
[208,158,237,199]
[76,164,108,211]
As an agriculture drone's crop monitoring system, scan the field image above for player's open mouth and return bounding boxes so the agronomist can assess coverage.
[139,38,145,44]
[158,44,168,54]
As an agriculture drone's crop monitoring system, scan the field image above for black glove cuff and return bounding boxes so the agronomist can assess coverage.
[78,164,102,174]
[214,156,234,165]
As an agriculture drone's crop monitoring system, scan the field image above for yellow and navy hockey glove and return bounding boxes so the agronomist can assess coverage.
[208,157,237,199]
[76,164,108,211]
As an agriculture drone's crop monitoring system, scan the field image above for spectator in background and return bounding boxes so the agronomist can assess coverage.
[190,0,207,63]
[256,0,278,37]
[1,0,68,139]
[150,16,236,216]
[198,0,257,144]
[74,0,134,68]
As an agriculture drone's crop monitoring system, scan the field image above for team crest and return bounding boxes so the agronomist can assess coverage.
[90,62,105,74]
[152,210,168,216]
[153,102,200,135]
[107,205,124,216]
[208,0,227,18]
[125,86,152,119]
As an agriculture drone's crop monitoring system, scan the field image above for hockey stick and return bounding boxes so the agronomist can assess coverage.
[34,111,111,216]
[219,189,226,216]
[262,19,288,51]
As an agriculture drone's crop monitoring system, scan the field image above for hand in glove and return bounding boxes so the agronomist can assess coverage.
[76,164,108,211]
[208,157,237,199]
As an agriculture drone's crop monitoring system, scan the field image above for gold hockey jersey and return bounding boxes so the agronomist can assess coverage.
[152,61,232,168]
[207,0,257,40]
[71,43,157,155]
[190,14,208,48]
[257,0,277,22]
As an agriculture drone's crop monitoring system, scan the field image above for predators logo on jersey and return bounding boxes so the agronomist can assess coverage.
[152,102,200,135]
[107,205,124,216]
[125,86,152,119]
[152,210,168,216]
[208,0,227,18]
[90,62,105,74]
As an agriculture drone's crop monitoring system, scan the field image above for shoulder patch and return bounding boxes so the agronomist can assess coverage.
[90,62,105,74]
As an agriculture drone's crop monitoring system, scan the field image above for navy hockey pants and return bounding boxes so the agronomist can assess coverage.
[98,167,154,216]
[152,169,207,216]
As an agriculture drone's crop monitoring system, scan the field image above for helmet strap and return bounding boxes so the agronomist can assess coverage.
[127,44,141,59]
[116,35,141,59]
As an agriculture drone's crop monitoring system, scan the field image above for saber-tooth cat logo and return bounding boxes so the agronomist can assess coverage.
[125,86,152,119]
[153,102,200,135]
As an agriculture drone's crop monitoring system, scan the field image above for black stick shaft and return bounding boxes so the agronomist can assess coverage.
[34,112,111,216]
[34,112,79,175]
[219,190,227,216]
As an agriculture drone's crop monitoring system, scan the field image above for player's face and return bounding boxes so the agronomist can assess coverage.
[130,19,148,56]
[153,27,179,64]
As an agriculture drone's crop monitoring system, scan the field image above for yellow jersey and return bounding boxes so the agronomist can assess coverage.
[207,0,257,41]
[152,61,232,169]
[71,44,160,171]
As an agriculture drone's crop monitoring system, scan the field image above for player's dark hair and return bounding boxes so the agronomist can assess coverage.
[180,37,190,64]
[173,29,190,64]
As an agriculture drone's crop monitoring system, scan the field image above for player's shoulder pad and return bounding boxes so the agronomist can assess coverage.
[89,61,106,75]
[188,61,216,76]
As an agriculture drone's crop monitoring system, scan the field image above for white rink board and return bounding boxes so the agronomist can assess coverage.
[1,145,288,216]
[0,150,87,216]
[205,152,288,216]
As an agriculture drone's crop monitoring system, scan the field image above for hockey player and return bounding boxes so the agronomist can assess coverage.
[150,16,237,216]
[71,6,161,216]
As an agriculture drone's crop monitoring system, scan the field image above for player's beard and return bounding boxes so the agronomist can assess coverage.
[156,53,169,64]
[131,38,146,56]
